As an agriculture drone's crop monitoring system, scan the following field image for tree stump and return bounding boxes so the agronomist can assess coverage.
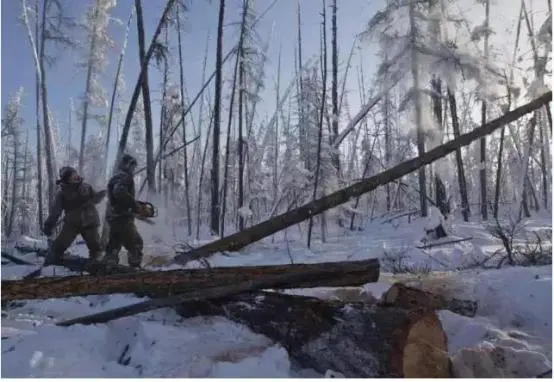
[381,282,478,317]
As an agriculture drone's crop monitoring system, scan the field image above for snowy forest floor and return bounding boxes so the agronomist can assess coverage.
[1,213,552,377]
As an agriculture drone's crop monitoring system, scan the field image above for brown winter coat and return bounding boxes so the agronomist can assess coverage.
[44,181,102,232]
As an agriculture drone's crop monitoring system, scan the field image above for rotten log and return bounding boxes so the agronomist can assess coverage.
[174,291,451,377]
[1,258,380,301]
[381,282,478,317]
[174,91,552,264]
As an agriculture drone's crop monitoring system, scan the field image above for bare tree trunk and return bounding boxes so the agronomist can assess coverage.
[493,125,506,218]
[104,7,134,179]
[430,78,449,216]
[494,2,523,218]
[194,36,212,240]
[237,55,246,231]
[2,157,12,231]
[519,115,537,218]
[196,110,215,239]
[221,0,246,236]
[544,104,552,132]
[539,110,548,209]
[78,1,100,175]
[38,0,58,204]
[7,135,20,237]
[175,7,192,236]
[384,60,392,211]
[296,0,309,170]
[409,1,427,217]
[479,0,490,220]
[446,89,470,221]
[115,0,175,166]
[307,0,328,248]
[210,0,225,236]
[34,2,43,231]
[331,0,339,173]
[273,44,282,214]
[158,26,170,197]
[136,0,156,194]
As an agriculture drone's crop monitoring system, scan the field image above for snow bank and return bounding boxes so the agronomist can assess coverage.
[2,313,292,378]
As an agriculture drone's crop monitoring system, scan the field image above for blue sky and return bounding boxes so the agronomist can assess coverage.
[1,0,381,156]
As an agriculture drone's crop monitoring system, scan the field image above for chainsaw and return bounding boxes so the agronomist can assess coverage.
[134,201,158,225]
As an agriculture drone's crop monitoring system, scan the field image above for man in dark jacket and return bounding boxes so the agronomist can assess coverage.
[43,166,104,265]
[104,153,144,268]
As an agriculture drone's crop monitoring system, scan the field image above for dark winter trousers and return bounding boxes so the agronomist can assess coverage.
[46,224,102,265]
[104,219,144,268]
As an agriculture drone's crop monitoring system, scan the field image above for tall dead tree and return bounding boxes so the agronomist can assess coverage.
[135,0,156,193]
[21,0,67,205]
[307,0,328,248]
[33,1,44,230]
[175,6,192,236]
[221,0,247,236]
[430,77,449,216]
[447,89,470,221]
[409,0,427,217]
[330,0,340,173]
[78,0,100,174]
[115,0,176,167]
[237,0,247,232]
[104,7,134,179]
[479,0,491,220]
[494,2,523,218]
[211,0,226,236]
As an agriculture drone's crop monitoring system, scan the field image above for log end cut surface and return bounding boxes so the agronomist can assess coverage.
[383,282,478,317]
[400,311,451,378]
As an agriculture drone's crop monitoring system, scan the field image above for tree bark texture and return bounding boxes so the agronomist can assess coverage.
[2,258,380,301]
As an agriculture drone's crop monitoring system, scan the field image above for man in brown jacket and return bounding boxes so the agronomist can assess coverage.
[42,166,104,265]
[104,153,144,269]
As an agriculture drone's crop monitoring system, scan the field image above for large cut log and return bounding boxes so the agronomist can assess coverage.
[381,282,478,317]
[174,291,451,377]
[56,270,345,326]
[174,92,552,264]
[1,258,380,301]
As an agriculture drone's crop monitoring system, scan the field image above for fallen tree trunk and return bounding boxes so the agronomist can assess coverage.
[174,92,552,264]
[381,282,478,317]
[416,236,473,249]
[56,269,348,326]
[174,291,451,377]
[1,252,35,266]
[1,258,380,301]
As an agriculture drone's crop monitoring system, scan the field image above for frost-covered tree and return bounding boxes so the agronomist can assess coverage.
[362,0,507,217]
[21,0,76,205]
[77,0,116,175]
[2,88,26,238]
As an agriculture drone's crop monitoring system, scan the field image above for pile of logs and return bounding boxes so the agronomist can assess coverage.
[1,251,480,378]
